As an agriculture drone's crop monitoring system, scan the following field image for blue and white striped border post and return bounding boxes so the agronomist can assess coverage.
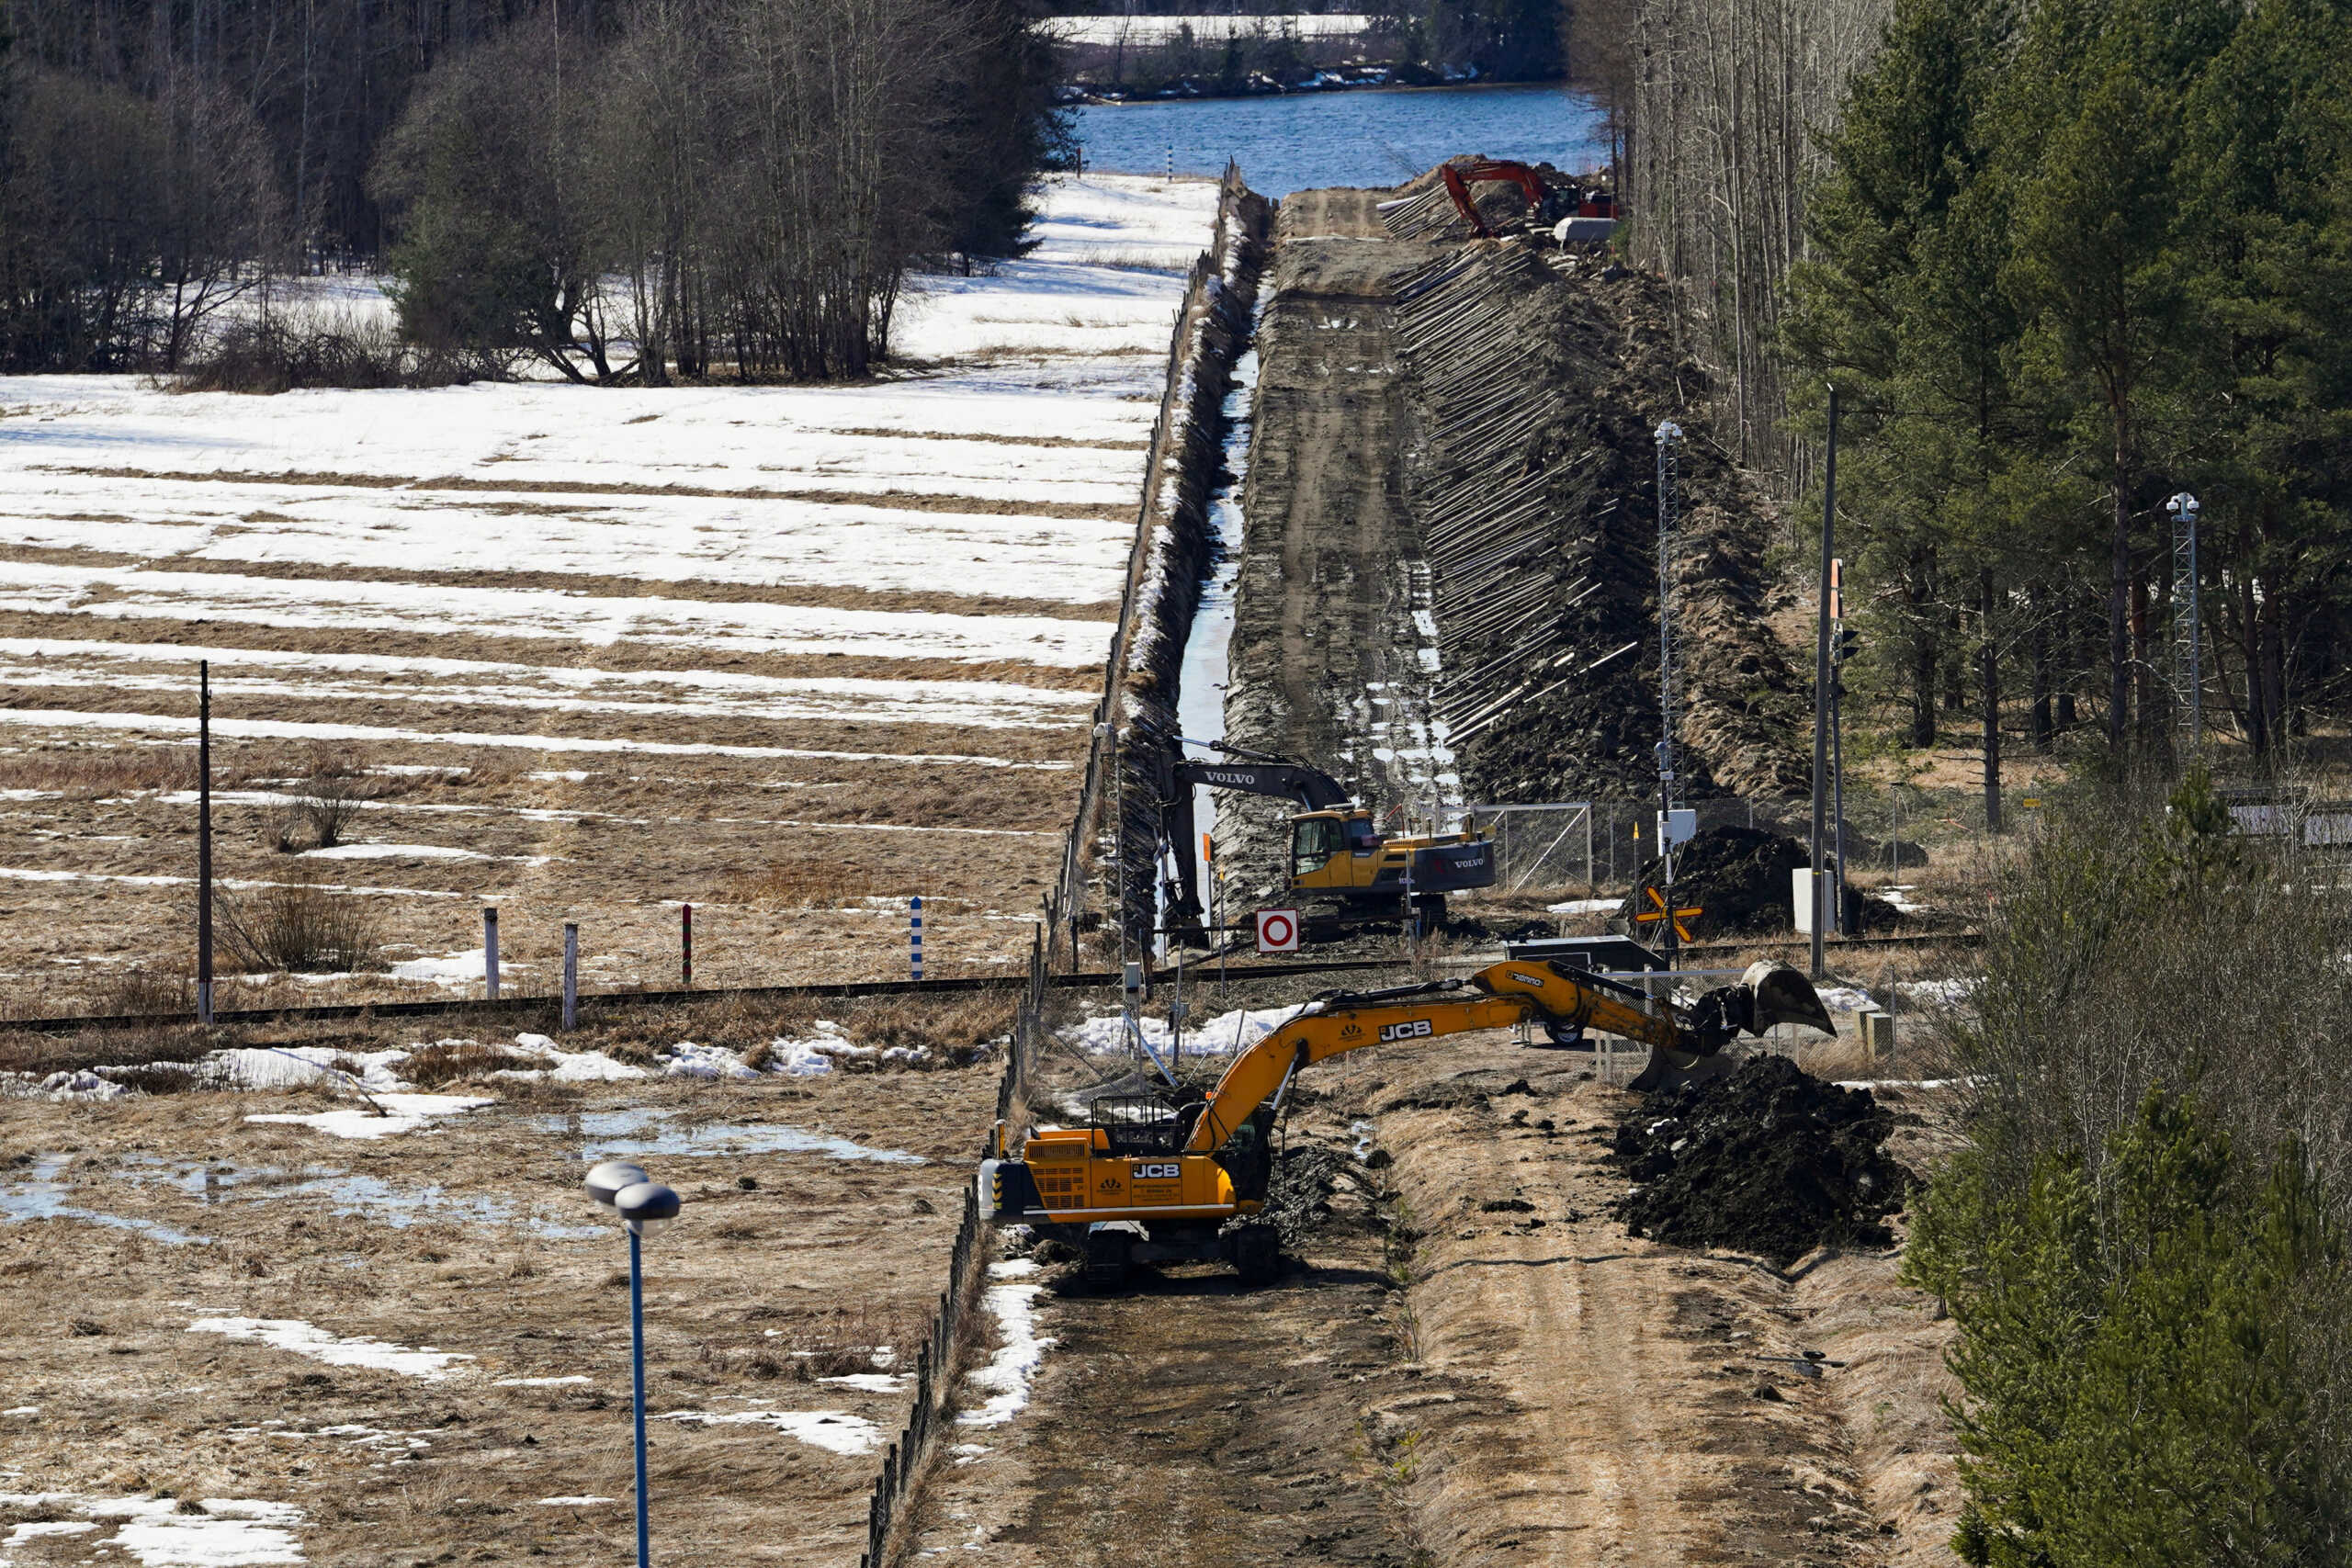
[910,897,923,982]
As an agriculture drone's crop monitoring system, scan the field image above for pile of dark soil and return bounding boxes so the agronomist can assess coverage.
[1618,824,1910,937]
[1258,1145,1351,1246]
[1619,825,1804,937]
[1611,1055,1909,1266]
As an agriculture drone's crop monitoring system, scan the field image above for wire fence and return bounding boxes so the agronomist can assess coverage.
[856,929,1042,1568]
[1048,162,1260,971]
[853,167,1265,1568]
[1460,786,2018,897]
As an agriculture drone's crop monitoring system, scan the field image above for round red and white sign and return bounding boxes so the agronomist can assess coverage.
[1256,908,1300,954]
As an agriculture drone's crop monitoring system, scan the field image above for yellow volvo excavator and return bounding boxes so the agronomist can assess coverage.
[978,957,1834,1286]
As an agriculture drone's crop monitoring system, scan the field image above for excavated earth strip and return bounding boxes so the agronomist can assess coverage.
[1218,190,1454,906]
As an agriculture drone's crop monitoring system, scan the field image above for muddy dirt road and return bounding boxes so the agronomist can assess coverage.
[1218,191,1452,903]
[912,1025,1960,1568]
[1369,1036,1959,1566]
[906,1087,1419,1567]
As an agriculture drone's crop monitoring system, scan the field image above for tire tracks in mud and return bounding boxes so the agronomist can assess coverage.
[898,1105,1423,1568]
[1218,190,1456,907]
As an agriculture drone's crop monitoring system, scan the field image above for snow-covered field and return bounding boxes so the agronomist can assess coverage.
[0,175,1219,1010]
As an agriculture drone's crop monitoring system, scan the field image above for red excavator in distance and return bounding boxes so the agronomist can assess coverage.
[1439,159,1617,238]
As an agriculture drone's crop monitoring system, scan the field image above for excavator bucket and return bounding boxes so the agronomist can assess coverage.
[1627,1043,1739,1095]
[1743,961,1836,1036]
[1626,963,1836,1094]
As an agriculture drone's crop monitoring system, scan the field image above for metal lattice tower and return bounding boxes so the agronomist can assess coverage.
[2168,492,2202,751]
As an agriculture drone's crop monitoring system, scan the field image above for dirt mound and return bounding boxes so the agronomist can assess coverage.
[1611,1055,1909,1266]
[1257,1144,1351,1246]
[1619,825,1804,936]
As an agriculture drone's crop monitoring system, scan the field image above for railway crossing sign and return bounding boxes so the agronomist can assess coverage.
[1256,908,1301,954]
[1633,886,1702,943]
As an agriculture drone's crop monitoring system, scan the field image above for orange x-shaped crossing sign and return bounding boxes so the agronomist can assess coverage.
[1633,886,1703,942]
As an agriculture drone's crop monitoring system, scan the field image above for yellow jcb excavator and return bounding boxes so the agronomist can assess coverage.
[978,957,1834,1286]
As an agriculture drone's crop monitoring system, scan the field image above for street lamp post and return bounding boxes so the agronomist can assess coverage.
[585,1160,684,1568]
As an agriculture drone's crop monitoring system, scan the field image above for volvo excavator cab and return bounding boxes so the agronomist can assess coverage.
[1289,813,1350,880]
[1152,738,1497,944]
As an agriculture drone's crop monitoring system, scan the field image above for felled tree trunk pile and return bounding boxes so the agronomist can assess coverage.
[1392,241,1811,803]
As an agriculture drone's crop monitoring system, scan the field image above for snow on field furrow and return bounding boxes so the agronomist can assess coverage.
[6,486,1136,604]
[0,664,1089,733]
[0,638,1094,717]
[0,708,1074,768]
[0,866,473,897]
[120,790,1057,838]
[0,373,1159,488]
[0,562,1112,666]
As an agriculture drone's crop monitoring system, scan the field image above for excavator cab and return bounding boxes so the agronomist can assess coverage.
[1290,813,1349,879]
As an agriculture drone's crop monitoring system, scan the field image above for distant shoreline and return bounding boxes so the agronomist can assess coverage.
[1066,73,1570,108]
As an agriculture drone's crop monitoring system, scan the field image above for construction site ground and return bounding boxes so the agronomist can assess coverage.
[917,995,1964,1567]
[1007,182,1969,1567]
[1216,188,1453,905]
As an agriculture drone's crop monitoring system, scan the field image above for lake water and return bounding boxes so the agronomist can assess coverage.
[1073,82,1611,197]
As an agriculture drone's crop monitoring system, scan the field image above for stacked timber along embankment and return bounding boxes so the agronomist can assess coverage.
[1210,183,1809,906]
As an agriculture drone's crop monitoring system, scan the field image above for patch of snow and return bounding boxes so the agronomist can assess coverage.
[1545,897,1621,916]
[1059,1004,1300,1058]
[300,844,496,863]
[660,1042,758,1081]
[387,949,492,985]
[0,704,1075,770]
[0,1495,305,1568]
[958,1260,1058,1427]
[657,1407,882,1456]
[536,1496,616,1506]
[1897,977,1977,1008]
[189,1317,473,1381]
[817,1372,911,1394]
[496,1376,593,1388]
[30,1067,130,1101]
[208,1046,412,1094]
[244,1093,492,1140]
[1815,986,1874,1013]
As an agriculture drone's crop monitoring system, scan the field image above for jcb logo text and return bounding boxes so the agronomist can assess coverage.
[1379,1019,1434,1043]
[1132,1163,1181,1179]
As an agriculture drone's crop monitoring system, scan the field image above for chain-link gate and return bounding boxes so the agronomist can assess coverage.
[1464,803,1595,896]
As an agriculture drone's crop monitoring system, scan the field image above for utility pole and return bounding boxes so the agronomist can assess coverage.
[2168,492,2202,755]
[1811,388,1838,981]
[1830,560,1849,938]
[1656,420,1683,973]
[198,660,213,1027]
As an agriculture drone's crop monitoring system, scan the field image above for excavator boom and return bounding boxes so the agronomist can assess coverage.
[978,958,1833,1285]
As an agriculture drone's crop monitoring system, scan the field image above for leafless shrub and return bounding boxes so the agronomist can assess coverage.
[92,965,193,1017]
[272,744,383,852]
[175,310,514,393]
[400,1041,540,1087]
[216,877,385,974]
